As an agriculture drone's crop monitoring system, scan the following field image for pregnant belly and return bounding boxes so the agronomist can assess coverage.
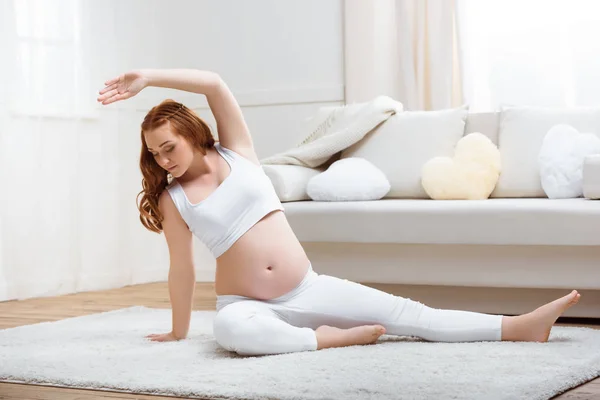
[214,210,311,300]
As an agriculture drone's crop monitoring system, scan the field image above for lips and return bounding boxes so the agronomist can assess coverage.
[167,165,177,171]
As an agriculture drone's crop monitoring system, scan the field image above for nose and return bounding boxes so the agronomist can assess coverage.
[158,155,171,167]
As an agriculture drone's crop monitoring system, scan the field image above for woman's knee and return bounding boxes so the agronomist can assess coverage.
[213,302,268,355]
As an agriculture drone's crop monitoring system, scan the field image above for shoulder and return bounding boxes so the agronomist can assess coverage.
[216,141,261,166]
[158,187,177,215]
[159,186,189,230]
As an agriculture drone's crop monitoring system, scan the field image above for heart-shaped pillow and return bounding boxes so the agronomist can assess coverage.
[538,124,600,199]
[421,133,501,200]
[307,157,390,201]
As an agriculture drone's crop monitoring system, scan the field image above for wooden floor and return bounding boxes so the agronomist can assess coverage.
[0,282,598,400]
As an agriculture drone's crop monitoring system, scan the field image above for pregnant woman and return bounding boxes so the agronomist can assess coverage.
[97,69,580,356]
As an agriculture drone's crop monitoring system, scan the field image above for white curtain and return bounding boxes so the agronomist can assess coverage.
[345,0,600,112]
[344,0,462,110]
[457,0,600,111]
[0,0,171,301]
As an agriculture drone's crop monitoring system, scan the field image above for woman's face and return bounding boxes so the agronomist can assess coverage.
[144,122,195,177]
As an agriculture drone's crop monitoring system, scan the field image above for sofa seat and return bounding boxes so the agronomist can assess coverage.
[282,198,600,246]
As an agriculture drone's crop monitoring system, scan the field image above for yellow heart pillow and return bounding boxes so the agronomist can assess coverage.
[421,133,501,200]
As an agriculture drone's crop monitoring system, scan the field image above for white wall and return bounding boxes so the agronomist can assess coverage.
[0,0,345,301]
[92,0,345,156]
[90,0,346,284]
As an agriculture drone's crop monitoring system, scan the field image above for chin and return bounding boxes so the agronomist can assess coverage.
[169,167,185,178]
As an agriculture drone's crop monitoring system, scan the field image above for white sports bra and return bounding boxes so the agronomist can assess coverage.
[166,142,284,258]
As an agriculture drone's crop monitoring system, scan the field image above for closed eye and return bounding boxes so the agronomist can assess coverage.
[149,146,174,157]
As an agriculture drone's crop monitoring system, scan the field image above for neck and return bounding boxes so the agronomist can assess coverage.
[177,148,217,183]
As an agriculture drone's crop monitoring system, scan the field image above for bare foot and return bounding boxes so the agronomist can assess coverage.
[315,324,386,350]
[502,290,581,342]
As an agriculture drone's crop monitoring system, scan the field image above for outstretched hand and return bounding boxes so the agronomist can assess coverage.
[145,331,182,342]
[97,70,148,105]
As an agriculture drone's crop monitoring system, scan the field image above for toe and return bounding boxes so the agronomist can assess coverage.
[374,325,386,336]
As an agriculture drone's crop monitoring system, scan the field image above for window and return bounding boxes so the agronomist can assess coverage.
[11,0,94,118]
[457,0,600,111]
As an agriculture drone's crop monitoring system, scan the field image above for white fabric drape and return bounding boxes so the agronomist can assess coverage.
[344,0,462,110]
[345,0,600,111]
[457,0,600,111]
[0,0,170,301]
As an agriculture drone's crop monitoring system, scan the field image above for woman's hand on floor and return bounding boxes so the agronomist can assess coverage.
[145,331,182,342]
[97,70,148,105]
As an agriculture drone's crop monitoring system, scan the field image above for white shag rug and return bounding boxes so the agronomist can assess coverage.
[1,306,599,400]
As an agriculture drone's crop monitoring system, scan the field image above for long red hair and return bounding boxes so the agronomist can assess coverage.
[137,99,215,233]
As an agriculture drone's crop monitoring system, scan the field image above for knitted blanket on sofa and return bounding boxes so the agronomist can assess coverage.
[259,95,403,168]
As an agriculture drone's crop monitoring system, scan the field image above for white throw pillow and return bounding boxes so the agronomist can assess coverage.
[306,158,390,201]
[538,124,600,199]
[583,154,600,199]
[421,133,501,200]
[492,105,600,198]
[341,106,469,198]
[262,164,323,202]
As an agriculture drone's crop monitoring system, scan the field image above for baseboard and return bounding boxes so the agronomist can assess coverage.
[0,271,133,302]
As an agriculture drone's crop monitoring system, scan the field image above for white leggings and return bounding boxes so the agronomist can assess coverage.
[214,263,503,356]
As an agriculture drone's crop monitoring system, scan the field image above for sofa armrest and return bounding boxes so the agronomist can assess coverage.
[583,154,600,199]
[262,164,323,202]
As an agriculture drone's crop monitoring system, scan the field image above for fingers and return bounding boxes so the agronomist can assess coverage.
[97,88,118,102]
[98,76,120,104]
[148,336,169,342]
[100,92,131,105]
[146,333,168,342]
[98,83,117,95]
[104,76,119,86]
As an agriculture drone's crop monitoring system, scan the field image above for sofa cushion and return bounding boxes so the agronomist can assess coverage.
[262,164,322,202]
[341,106,468,198]
[464,112,499,145]
[282,198,600,246]
[492,105,600,198]
[307,158,390,201]
[539,124,600,199]
[583,154,600,199]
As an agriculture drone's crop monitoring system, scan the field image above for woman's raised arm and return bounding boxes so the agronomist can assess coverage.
[98,69,254,156]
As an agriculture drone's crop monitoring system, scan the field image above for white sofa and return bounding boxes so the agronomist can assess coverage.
[263,111,600,319]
